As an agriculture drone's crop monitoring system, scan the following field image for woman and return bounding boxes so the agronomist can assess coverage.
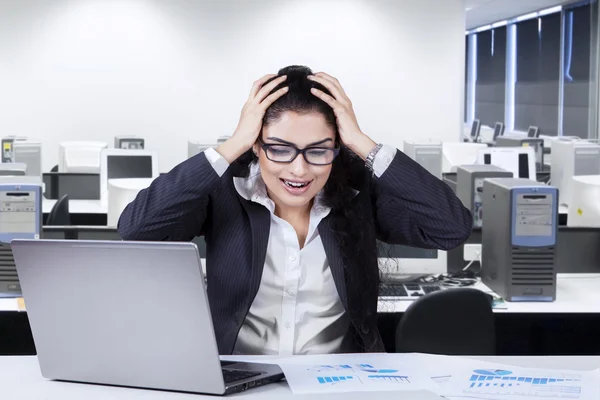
[118,65,473,355]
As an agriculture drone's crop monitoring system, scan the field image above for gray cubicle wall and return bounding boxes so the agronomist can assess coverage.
[448,227,600,274]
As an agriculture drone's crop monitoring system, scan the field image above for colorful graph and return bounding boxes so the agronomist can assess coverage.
[317,376,355,384]
[465,369,583,397]
[312,364,412,386]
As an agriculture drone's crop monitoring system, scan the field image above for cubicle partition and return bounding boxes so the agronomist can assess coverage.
[43,173,100,200]
[447,227,600,274]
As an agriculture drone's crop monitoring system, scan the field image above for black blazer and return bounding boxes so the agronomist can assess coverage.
[118,149,473,354]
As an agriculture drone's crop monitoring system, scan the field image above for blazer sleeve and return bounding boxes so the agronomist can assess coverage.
[117,152,224,241]
[371,149,473,250]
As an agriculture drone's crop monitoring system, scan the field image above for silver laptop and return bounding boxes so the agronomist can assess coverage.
[11,239,284,395]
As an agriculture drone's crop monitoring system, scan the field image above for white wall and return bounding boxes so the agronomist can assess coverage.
[0,0,466,173]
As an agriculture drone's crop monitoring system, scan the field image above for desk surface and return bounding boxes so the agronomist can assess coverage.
[43,198,106,214]
[378,273,600,314]
[0,355,598,399]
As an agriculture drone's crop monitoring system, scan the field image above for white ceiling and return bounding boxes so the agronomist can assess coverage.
[466,0,575,29]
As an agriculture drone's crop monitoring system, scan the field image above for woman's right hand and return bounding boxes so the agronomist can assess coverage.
[216,74,288,163]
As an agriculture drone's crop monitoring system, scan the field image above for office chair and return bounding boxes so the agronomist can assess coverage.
[46,194,71,226]
[50,165,58,172]
[395,288,496,355]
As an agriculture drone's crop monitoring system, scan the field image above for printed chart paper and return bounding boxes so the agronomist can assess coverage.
[438,365,600,400]
[276,354,431,394]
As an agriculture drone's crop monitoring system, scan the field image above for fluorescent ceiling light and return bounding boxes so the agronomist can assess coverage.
[539,5,562,16]
[515,12,538,22]
[475,24,492,33]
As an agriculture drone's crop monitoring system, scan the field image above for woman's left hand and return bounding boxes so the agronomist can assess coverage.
[308,72,377,160]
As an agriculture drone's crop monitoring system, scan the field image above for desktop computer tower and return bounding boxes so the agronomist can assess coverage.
[1,137,15,163]
[481,178,558,302]
[0,180,43,296]
[13,141,42,177]
[456,165,513,228]
[403,142,442,179]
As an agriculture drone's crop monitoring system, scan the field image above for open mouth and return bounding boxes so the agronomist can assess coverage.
[280,179,313,194]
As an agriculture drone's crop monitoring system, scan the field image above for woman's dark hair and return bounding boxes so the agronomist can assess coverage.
[231,65,378,326]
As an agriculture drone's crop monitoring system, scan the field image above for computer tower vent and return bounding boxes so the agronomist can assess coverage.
[0,245,17,285]
[510,247,555,286]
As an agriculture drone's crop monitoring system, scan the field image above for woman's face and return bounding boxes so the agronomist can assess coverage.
[254,111,336,212]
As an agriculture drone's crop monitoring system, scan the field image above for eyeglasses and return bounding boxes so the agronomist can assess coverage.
[258,139,340,165]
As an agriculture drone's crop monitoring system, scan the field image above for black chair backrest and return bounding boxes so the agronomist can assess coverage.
[395,288,496,355]
[46,194,70,226]
[50,165,59,172]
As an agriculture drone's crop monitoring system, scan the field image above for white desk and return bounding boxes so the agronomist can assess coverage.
[377,273,600,313]
[0,355,597,399]
[43,198,106,214]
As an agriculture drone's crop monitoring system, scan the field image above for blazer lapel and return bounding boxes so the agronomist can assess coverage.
[239,198,271,304]
[319,217,348,310]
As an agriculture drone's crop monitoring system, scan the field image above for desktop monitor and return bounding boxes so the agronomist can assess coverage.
[100,149,158,204]
[442,142,487,173]
[13,141,42,177]
[59,141,108,173]
[550,140,600,206]
[527,126,540,138]
[470,119,481,142]
[493,122,505,140]
[403,141,442,179]
[107,178,154,227]
[567,175,600,227]
[188,141,214,159]
[476,147,537,181]
[377,241,446,281]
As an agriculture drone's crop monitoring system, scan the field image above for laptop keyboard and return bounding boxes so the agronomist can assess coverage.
[222,368,262,384]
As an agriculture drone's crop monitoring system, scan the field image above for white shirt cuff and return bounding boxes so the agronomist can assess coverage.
[203,147,229,177]
[372,145,397,178]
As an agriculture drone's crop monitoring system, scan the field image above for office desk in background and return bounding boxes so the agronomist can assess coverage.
[42,199,106,215]
[2,274,600,357]
[42,199,107,225]
[377,274,600,314]
[377,274,600,356]
[0,355,598,400]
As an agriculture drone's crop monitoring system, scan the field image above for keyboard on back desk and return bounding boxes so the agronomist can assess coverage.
[378,283,442,299]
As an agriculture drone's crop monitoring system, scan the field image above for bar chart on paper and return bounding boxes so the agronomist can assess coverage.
[313,364,411,386]
[278,359,427,394]
[464,369,583,398]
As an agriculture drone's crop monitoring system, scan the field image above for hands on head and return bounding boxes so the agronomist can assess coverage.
[216,70,376,164]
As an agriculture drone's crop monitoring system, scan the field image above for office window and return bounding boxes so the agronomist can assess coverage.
[475,27,507,127]
[562,3,592,137]
[465,35,469,123]
[514,13,561,136]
